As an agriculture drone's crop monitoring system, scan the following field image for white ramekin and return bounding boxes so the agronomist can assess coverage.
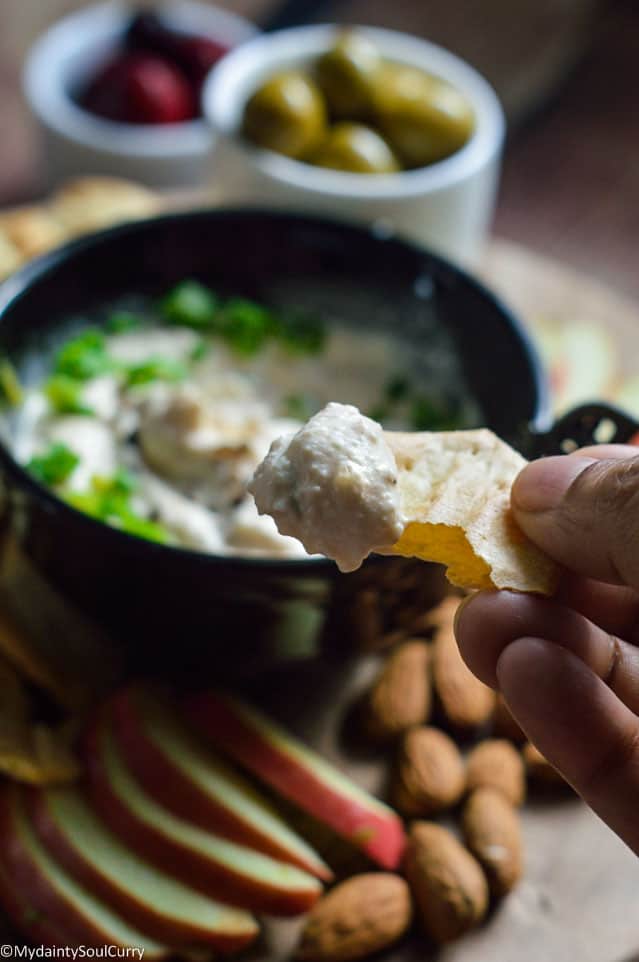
[203,25,505,263]
[23,0,256,190]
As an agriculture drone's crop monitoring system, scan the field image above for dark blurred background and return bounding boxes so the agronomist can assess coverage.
[0,0,637,296]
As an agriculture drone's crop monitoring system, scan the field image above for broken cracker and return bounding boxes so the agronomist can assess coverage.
[385,429,559,595]
[49,176,159,236]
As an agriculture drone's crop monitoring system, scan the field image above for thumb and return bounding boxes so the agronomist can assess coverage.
[512,452,639,588]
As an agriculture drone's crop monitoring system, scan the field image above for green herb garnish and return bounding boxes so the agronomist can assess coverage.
[125,356,187,387]
[410,395,462,431]
[161,280,218,329]
[385,375,410,402]
[27,443,79,486]
[275,310,326,355]
[45,375,94,415]
[218,298,274,356]
[368,404,390,424]
[54,329,112,381]
[106,310,141,333]
[65,471,169,545]
[0,359,23,406]
[190,339,208,362]
[282,393,313,421]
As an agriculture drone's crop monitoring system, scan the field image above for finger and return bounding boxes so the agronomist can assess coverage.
[511,454,639,587]
[455,590,639,714]
[571,444,639,460]
[497,639,639,855]
[556,572,639,641]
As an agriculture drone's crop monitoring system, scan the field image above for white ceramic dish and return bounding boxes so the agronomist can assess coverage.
[23,0,256,190]
[203,25,505,263]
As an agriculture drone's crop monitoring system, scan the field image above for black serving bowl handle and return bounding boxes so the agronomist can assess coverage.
[526,402,639,458]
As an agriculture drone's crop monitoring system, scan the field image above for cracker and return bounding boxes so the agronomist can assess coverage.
[0,227,23,280]
[0,206,66,259]
[385,429,559,595]
[49,176,159,236]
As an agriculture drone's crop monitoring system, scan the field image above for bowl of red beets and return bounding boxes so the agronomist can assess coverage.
[23,1,256,187]
[79,9,229,125]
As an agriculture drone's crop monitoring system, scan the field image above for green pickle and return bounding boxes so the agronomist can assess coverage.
[373,64,475,167]
[242,70,327,159]
[315,31,382,119]
[312,122,400,174]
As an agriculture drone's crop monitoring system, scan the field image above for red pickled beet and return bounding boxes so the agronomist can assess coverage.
[126,12,229,93]
[81,52,196,124]
[172,36,230,91]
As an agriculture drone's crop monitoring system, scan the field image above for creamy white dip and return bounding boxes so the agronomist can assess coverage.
[14,280,480,558]
[250,402,405,572]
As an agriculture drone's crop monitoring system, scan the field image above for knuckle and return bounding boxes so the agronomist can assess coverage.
[566,457,639,533]
[593,457,639,517]
[579,723,639,800]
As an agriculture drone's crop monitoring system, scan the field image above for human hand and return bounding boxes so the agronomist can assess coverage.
[455,445,639,853]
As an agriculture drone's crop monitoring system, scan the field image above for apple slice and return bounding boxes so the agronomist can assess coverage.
[26,784,259,951]
[86,710,322,916]
[111,685,331,881]
[183,693,406,870]
[0,862,76,948]
[0,784,169,957]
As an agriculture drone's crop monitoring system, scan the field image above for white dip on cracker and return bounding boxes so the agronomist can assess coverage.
[251,402,559,595]
[249,402,404,572]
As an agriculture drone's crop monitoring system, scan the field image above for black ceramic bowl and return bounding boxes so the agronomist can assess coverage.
[0,210,633,680]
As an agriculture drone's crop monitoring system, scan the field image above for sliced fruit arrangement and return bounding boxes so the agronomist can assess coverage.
[25,785,258,950]
[86,708,323,916]
[0,784,170,957]
[111,685,332,880]
[183,692,406,870]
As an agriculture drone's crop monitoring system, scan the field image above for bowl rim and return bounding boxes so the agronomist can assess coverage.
[0,207,549,570]
[203,23,505,199]
[22,0,257,158]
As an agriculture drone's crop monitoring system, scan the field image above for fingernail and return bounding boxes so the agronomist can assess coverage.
[512,455,597,513]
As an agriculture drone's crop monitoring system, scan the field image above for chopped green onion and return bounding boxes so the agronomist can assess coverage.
[275,310,326,355]
[45,375,94,415]
[54,329,112,381]
[92,468,137,497]
[385,375,410,402]
[161,280,218,329]
[65,472,169,545]
[106,310,141,334]
[410,395,462,431]
[0,359,23,406]
[27,443,79,486]
[282,393,313,421]
[368,404,390,424]
[125,356,187,387]
[190,339,208,362]
[218,298,274,356]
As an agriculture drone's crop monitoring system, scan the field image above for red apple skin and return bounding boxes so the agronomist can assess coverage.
[0,786,169,957]
[111,687,332,881]
[25,787,257,953]
[81,53,196,124]
[84,716,321,917]
[184,693,407,871]
[0,862,76,948]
